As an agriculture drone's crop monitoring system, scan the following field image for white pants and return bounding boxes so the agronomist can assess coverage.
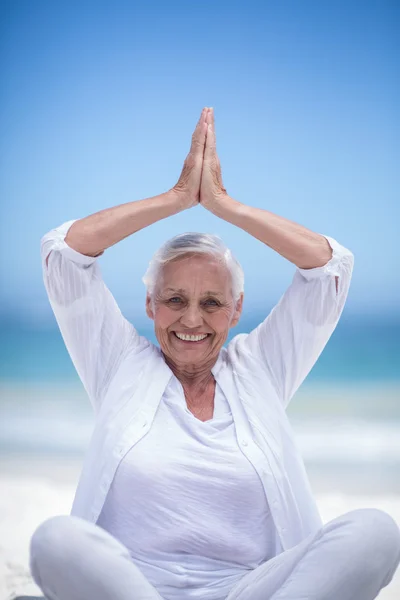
[30,508,400,600]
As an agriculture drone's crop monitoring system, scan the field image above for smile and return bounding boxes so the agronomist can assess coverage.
[173,332,210,342]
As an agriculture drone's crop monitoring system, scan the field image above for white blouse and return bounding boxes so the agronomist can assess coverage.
[41,219,354,597]
[97,378,278,599]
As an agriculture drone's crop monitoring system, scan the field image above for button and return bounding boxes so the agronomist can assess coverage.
[242,439,248,446]
[142,420,147,428]
[273,500,278,506]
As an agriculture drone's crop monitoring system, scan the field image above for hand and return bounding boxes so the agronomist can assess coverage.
[200,108,228,211]
[172,107,208,209]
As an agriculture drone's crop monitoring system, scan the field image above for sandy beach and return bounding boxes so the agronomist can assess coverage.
[1,457,399,600]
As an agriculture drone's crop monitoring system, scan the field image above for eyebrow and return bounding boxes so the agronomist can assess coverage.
[164,287,224,297]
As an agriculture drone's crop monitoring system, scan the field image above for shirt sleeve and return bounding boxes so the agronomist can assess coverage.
[237,235,354,409]
[41,219,142,412]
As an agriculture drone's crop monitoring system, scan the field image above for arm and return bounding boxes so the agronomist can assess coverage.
[63,190,187,258]
[200,108,335,273]
[200,109,354,408]
[42,108,209,411]
[64,106,209,257]
[204,194,336,266]
[235,232,353,408]
[42,190,184,412]
[207,196,354,408]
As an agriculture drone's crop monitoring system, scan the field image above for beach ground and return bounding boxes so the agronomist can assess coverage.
[1,457,399,600]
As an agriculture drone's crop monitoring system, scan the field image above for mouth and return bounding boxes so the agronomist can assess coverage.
[172,332,212,344]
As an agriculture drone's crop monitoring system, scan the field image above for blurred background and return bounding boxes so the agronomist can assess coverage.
[0,0,399,596]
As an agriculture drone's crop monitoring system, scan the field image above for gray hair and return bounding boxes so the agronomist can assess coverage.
[142,232,244,301]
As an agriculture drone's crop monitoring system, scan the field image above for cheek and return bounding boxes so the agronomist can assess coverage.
[153,305,234,333]
[154,305,179,329]
[208,309,235,333]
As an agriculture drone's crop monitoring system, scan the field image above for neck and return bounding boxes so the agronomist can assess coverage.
[163,353,218,390]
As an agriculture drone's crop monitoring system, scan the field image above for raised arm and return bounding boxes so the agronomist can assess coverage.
[200,108,334,272]
[232,234,353,408]
[200,108,354,408]
[64,107,209,257]
[42,108,209,412]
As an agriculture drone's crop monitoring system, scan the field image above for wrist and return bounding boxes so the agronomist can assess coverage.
[207,193,242,219]
[165,188,193,213]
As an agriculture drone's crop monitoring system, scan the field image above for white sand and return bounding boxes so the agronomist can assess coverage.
[1,459,399,600]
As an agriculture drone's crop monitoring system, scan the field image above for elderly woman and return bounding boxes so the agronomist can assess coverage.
[30,107,399,600]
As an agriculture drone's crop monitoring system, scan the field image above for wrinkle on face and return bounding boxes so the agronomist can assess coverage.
[146,254,243,377]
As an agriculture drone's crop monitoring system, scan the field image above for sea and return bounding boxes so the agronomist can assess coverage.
[1,313,399,494]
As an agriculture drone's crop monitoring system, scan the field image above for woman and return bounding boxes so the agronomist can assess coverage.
[30,107,400,600]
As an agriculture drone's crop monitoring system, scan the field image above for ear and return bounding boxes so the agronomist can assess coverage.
[146,293,155,320]
[231,293,244,328]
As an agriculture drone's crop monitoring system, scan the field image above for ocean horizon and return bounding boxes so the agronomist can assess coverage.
[1,311,399,383]
[0,312,399,483]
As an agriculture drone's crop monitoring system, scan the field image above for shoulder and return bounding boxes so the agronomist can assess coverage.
[225,332,264,371]
[126,330,160,361]
[101,335,168,410]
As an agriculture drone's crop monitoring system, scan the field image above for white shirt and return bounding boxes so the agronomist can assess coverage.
[97,378,278,599]
[41,219,354,597]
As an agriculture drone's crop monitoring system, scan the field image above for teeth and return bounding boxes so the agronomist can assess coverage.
[175,333,208,342]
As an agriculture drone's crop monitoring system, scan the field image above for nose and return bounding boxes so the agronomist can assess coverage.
[179,303,203,329]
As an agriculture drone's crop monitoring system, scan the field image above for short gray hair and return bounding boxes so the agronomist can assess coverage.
[142,232,244,301]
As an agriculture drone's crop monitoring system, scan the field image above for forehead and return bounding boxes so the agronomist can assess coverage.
[159,254,231,293]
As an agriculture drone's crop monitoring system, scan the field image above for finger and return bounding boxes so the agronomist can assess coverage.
[197,119,207,150]
[211,108,216,144]
[191,108,208,154]
[191,108,206,146]
[191,108,206,144]
[198,107,209,131]
[198,107,207,126]
[207,108,215,128]
[200,107,209,132]
[204,121,216,161]
[209,107,214,127]
[205,108,216,146]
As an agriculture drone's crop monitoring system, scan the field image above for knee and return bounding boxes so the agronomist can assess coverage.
[30,515,83,570]
[344,508,400,572]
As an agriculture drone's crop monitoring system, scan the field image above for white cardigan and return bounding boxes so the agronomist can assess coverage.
[41,220,354,553]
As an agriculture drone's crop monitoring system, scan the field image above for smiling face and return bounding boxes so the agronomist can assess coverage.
[146,253,243,373]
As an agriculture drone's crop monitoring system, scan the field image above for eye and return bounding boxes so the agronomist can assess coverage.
[168,297,182,303]
[204,299,219,306]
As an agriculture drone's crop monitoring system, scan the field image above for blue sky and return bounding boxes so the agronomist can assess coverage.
[0,0,398,329]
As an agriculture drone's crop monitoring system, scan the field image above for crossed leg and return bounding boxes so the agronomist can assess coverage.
[30,508,400,600]
[226,508,400,600]
[30,515,163,600]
